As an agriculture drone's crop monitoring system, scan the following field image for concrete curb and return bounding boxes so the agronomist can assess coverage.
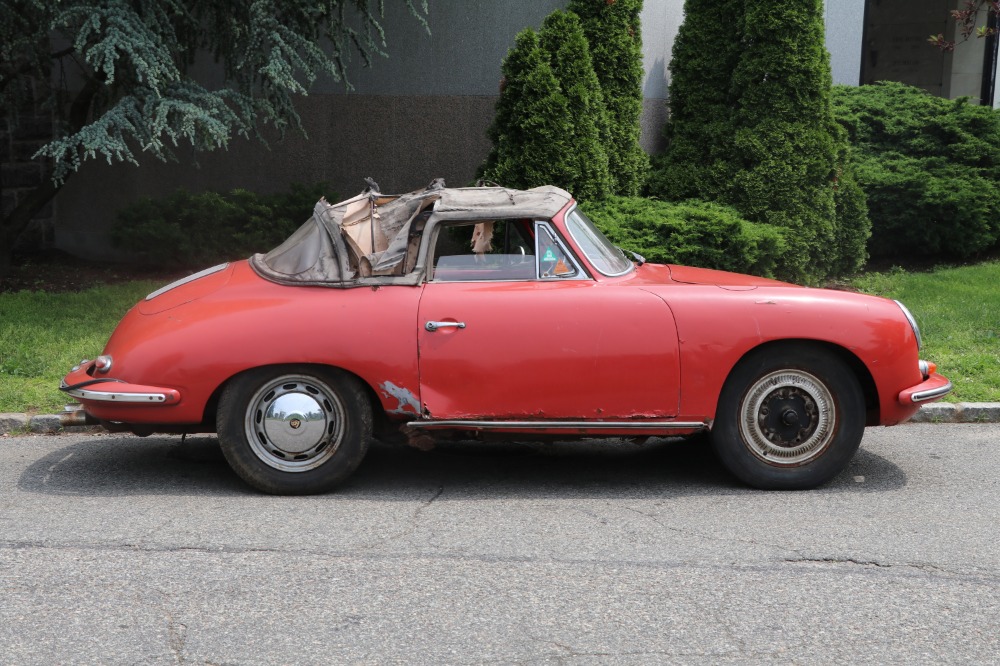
[3,403,1000,437]
[907,402,1000,424]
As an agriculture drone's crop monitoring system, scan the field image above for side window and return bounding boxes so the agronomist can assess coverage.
[431,220,536,281]
[535,223,580,279]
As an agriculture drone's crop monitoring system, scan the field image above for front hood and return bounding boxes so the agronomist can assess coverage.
[666,264,793,289]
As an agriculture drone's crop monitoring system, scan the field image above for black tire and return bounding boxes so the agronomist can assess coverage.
[710,344,865,490]
[216,366,372,495]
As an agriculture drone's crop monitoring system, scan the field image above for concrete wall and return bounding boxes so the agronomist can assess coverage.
[826,0,866,85]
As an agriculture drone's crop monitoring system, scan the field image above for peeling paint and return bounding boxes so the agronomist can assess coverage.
[380,381,420,415]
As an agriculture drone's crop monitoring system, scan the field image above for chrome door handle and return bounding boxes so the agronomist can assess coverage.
[425,321,466,332]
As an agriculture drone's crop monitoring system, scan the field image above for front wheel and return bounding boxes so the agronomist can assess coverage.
[711,345,865,490]
[217,366,372,494]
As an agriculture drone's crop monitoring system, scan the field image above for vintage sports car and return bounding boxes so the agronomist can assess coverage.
[61,179,952,494]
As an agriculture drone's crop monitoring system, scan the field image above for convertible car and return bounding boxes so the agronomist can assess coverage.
[61,179,952,494]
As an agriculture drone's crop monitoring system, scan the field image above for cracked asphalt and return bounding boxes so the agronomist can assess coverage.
[1,424,998,664]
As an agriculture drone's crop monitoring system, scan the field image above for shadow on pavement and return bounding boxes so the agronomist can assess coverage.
[18,432,907,498]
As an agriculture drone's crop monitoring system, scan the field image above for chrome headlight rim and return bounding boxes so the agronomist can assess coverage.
[894,300,922,352]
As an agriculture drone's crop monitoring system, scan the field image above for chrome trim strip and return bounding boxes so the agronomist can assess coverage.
[62,387,172,403]
[406,420,707,431]
[146,263,229,301]
[895,300,923,352]
[911,381,954,403]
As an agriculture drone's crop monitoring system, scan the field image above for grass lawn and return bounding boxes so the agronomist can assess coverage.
[1,261,996,416]
[852,260,1000,403]
[0,281,160,415]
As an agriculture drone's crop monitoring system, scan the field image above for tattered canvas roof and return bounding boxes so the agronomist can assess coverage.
[249,179,572,287]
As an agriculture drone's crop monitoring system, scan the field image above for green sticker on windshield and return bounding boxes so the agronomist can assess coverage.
[542,248,556,262]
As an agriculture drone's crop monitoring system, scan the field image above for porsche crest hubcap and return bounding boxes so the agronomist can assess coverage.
[739,369,836,466]
[244,375,346,472]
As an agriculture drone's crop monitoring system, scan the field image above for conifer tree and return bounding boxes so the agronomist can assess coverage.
[647,0,744,202]
[479,30,577,193]
[0,0,429,275]
[728,0,839,281]
[568,0,649,196]
[480,14,613,201]
[538,10,612,201]
[651,0,866,282]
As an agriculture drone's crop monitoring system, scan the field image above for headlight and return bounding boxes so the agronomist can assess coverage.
[894,300,922,352]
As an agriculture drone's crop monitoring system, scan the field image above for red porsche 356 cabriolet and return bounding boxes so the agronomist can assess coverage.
[62,179,951,494]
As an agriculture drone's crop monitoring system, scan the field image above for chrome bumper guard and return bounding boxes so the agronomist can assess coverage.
[60,378,180,404]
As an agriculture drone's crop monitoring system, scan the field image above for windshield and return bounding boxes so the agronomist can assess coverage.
[565,209,633,277]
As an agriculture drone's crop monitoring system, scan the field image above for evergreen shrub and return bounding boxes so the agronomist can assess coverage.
[650,0,867,283]
[832,82,1000,259]
[568,0,649,195]
[583,196,787,277]
[480,7,653,201]
[111,183,330,269]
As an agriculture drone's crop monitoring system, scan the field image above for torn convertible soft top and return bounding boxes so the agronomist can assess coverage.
[249,179,573,287]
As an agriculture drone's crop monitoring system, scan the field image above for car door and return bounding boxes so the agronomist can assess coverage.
[416,220,680,421]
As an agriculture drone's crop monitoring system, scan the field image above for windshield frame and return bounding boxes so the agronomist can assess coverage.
[564,207,634,278]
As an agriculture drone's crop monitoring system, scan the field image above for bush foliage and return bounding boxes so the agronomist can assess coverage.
[583,196,787,278]
[568,0,649,196]
[478,26,610,199]
[111,183,330,269]
[832,82,1000,260]
[650,0,868,283]
[480,4,650,201]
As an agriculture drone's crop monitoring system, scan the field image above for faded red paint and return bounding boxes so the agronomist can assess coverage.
[62,196,948,437]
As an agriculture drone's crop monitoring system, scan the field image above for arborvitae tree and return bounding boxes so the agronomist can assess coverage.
[479,30,577,194]
[538,10,612,201]
[480,16,613,201]
[647,0,745,202]
[652,0,862,282]
[727,0,839,281]
[568,0,649,196]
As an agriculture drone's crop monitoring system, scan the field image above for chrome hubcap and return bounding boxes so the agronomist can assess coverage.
[244,375,345,472]
[739,369,835,466]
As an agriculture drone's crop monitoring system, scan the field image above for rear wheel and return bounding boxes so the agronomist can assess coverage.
[217,366,371,494]
[711,345,865,490]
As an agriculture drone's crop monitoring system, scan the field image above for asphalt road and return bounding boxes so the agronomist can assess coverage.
[1,424,998,665]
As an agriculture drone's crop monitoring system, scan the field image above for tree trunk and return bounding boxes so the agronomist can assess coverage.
[0,77,99,279]
[0,169,62,275]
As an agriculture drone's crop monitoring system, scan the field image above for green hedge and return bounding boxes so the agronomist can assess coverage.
[582,196,787,278]
[832,82,1000,260]
[111,183,331,269]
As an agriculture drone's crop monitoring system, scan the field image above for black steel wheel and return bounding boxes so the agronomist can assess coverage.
[217,366,371,494]
[711,344,865,490]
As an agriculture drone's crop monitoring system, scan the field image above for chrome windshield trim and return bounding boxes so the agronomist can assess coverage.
[565,207,634,277]
[62,386,173,403]
[405,420,707,431]
[911,381,954,403]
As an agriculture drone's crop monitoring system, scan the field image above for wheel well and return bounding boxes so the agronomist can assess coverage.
[203,364,391,433]
[729,340,880,426]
